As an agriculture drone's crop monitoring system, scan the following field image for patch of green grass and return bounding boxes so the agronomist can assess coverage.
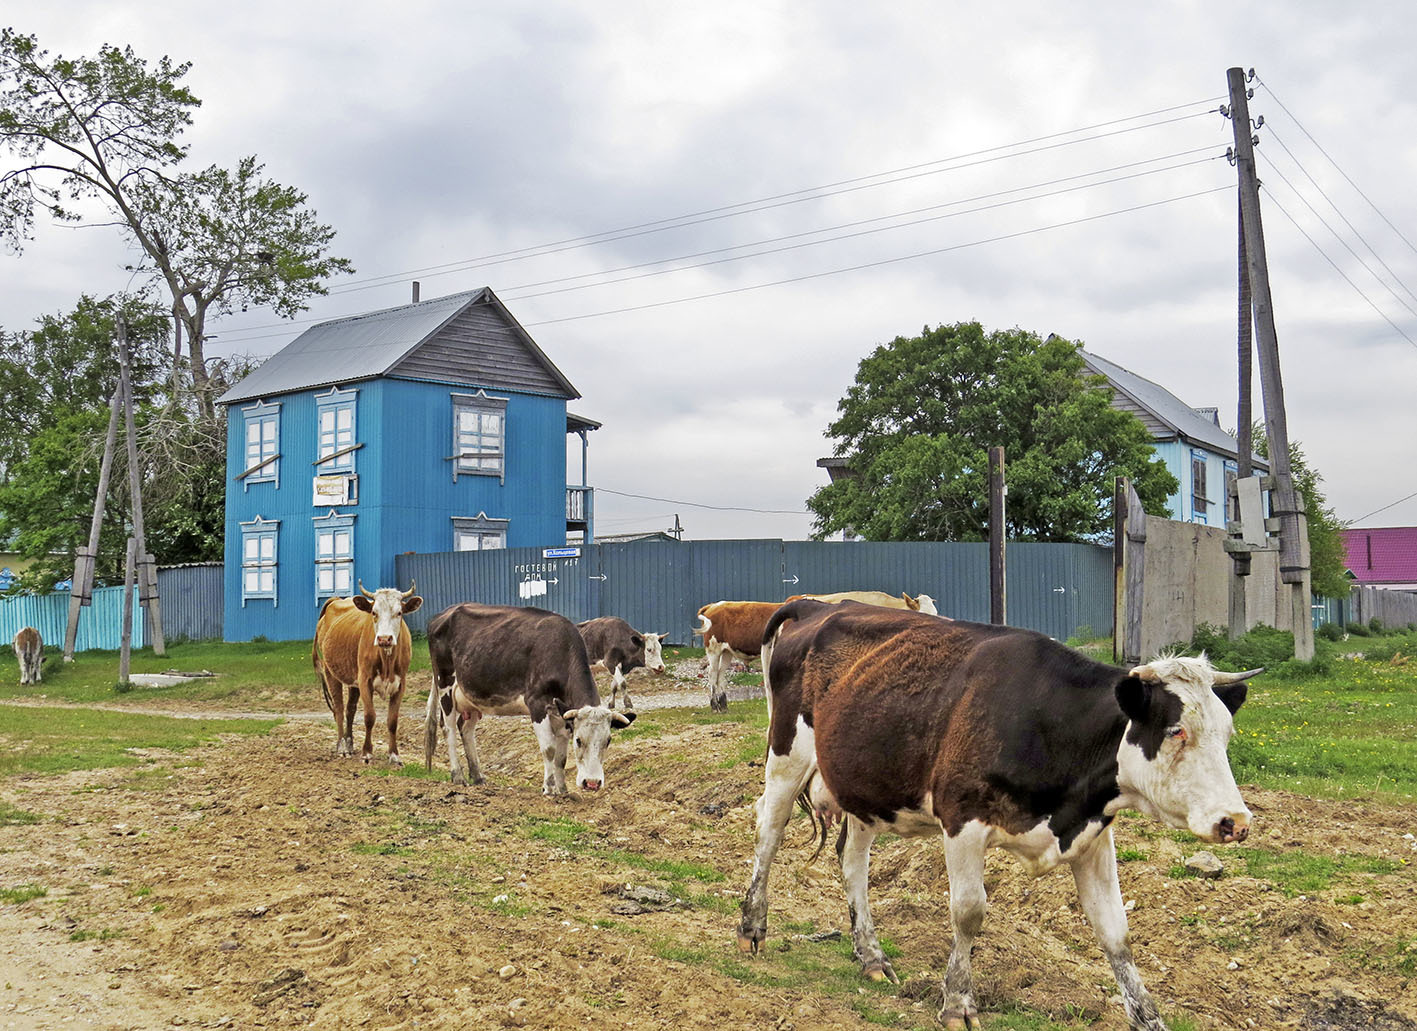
[67,928,122,942]
[0,704,277,778]
[1232,848,1399,897]
[521,815,591,846]
[0,801,43,826]
[350,841,415,857]
[1116,847,1148,863]
[1349,935,1417,976]
[0,884,47,904]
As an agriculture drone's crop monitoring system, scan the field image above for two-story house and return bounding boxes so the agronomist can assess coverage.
[217,286,596,642]
[1079,350,1268,526]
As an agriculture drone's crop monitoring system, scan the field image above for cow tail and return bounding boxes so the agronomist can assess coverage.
[423,681,442,771]
[692,612,710,636]
[312,640,335,716]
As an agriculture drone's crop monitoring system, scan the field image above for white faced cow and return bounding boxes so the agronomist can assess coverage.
[312,581,422,765]
[576,617,666,710]
[693,600,781,712]
[739,599,1260,1031]
[424,603,635,795]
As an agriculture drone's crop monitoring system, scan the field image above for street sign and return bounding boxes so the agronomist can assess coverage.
[543,547,581,559]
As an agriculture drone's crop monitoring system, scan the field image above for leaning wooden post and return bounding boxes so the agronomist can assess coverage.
[119,537,136,686]
[1123,480,1148,666]
[63,385,122,662]
[988,447,1006,625]
[117,321,166,656]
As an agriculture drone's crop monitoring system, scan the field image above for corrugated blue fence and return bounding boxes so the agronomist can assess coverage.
[0,584,146,653]
[396,539,1116,644]
[157,564,224,643]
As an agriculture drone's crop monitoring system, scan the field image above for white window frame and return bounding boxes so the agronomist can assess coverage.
[453,512,510,552]
[239,516,279,606]
[314,386,359,474]
[241,401,281,490]
[1190,450,1209,524]
[450,390,507,482]
[1223,461,1239,525]
[313,510,356,602]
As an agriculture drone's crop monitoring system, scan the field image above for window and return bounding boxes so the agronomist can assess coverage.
[314,387,358,474]
[1190,452,1209,523]
[451,391,507,480]
[241,402,281,488]
[453,513,509,552]
[240,517,279,605]
[1223,462,1238,525]
[313,511,355,601]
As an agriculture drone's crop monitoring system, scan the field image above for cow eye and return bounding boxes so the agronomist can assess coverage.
[1167,726,1188,742]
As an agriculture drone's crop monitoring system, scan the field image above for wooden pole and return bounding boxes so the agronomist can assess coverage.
[63,385,122,662]
[989,446,1006,625]
[117,322,166,656]
[1229,194,1254,639]
[1114,477,1127,662]
[119,536,135,686]
[1227,67,1313,659]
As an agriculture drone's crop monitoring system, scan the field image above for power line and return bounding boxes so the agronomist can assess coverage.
[596,487,806,515]
[1350,488,1417,524]
[320,100,1225,298]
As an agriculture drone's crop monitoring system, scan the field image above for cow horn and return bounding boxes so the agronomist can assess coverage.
[1212,667,1264,685]
[402,579,417,599]
[357,579,376,600]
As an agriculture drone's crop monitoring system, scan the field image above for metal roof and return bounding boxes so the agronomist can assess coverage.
[217,287,577,405]
[1079,349,1268,467]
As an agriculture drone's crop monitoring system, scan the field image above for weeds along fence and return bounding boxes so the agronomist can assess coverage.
[1351,585,1417,629]
[395,538,1115,645]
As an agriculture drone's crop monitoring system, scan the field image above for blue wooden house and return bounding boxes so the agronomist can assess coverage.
[217,287,597,642]
[1080,350,1268,527]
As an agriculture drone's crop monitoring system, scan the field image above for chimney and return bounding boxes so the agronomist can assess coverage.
[412,281,421,303]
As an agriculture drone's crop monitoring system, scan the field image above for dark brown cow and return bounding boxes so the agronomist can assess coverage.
[12,627,42,685]
[423,603,635,794]
[739,599,1260,1031]
[312,582,422,765]
[692,600,780,711]
[576,617,666,710]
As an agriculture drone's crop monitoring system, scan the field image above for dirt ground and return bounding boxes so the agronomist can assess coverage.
[1,663,1415,1031]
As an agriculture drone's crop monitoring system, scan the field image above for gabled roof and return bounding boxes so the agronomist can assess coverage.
[1079,349,1267,467]
[1341,527,1417,585]
[217,287,579,405]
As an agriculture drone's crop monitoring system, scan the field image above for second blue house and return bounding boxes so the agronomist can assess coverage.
[216,287,597,642]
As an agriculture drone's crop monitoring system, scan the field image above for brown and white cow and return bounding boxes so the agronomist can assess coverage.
[576,616,666,710]
[312,581,422,766]
[424,603,635,794]
[12,627,42,685]
[739,599,1260,1031]
[692,600,780,712]
[785,589,942,615]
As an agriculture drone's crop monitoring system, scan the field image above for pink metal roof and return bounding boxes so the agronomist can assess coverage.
[1342,527,1417,584]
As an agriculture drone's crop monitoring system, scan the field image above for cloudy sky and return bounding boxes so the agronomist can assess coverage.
[6,2,1417,540]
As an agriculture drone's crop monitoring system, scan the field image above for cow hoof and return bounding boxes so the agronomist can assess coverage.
[621,696,633,710]
[736,933,763,955]
[939,1012,976,1031]
[863,960,898,984]
[710,695,728,713]
[388,754,403,768]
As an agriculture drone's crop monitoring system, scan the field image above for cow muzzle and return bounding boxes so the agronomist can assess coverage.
[580,778,602,792]
[376,635,395,649]
[1214,815,1250,844]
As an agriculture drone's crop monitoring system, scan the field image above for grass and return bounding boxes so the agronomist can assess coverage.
[0,884,47,904]
[1167,845,1400,896]
[0,703,277,778]
[0,801,43,826]
[0,637,429,709]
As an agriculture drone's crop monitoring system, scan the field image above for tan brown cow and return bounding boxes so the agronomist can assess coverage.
[785,590,940,615]
[692,600,781,712]
[12,627,42,685]
[313,581,422,765]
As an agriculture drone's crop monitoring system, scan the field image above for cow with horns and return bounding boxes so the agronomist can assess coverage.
[313,580,423,765]
[738,599,1261,1031]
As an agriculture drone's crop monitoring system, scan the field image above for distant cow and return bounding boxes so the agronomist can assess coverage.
[576,617,666,710]
[424,603,635,794]
[12,627,42,685]
[692,600,780,712]
[785,590,941,615]
[313,581,423,765]
[739,599,1259,1031]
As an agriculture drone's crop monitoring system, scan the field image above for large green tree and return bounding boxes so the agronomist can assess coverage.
[0,29,352,415]
[808,323,1179,542]
[1250,425,1349,600]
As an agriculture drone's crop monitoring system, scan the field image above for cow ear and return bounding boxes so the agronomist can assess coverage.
[402,596,423,614]
[612,710,637,728]
[1213,682,1248,715]
[351,596,373,613]
[1115,675,1155,725]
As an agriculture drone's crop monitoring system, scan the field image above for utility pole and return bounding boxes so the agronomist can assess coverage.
[1225,66,1313,659]
[117,321,165,656]
[989,447,1006,625]
[669,514,684,541]
[63,387,121,661]
[1228,196,1255,640]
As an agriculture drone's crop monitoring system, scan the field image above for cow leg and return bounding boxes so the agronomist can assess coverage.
[610,664,632,711]
[454,708,485,786]
[837,816,895,982]
[738,719,816,952]
[358,677,377,763]
[338,681,358,757]
[385,681,404,767]
[939,823,990,1030]
[707,644,728,712]
[532,714,569,796]
[1072,827,1169,1031]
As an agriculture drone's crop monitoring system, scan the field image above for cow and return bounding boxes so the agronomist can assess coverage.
[692,600,781,712]
[423,603,635,794]
[784,589,941,615]
[12,627,42,685]
[576,617,666,710]
[738,599,1260,1031]
[312,581,422,766]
